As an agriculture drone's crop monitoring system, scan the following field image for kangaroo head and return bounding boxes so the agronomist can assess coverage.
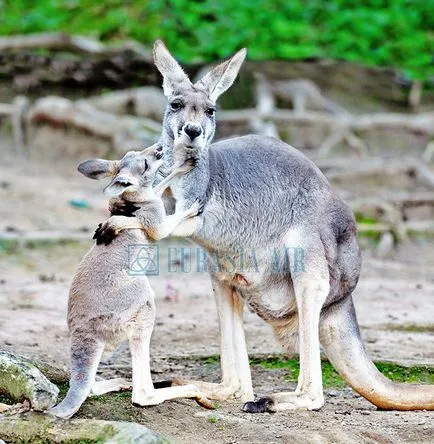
[153,40,246,152]
[77,144,163,201]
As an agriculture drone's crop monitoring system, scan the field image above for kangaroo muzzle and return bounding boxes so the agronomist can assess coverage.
[183,123,202,142]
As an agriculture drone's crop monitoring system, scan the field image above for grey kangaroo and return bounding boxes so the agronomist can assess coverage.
[99,41,434,413]
[49,144,212,419]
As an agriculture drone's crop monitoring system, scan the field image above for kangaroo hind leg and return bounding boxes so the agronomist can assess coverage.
[243,228,329,413]
[49,334,104,419]
[91,378,132,396]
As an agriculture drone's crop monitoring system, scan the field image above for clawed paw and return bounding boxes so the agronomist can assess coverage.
[193,197,205,216]
[93,222,118,245]
[109,199,140,217]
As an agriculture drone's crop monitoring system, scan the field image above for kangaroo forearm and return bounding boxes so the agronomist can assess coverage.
[167,217,199,237]
[146,213,187,240]
[108,216,144,233]
[153,162,194,196]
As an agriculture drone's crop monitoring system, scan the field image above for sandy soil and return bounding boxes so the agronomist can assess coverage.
[0,146,433,443]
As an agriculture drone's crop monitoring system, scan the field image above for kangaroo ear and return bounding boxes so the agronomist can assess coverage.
[77,159,118,180]
[196,48,246,102]
[153,40,191,97]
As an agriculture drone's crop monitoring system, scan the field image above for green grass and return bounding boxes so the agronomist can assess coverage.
[50,356,433,429]
[208,415,218,423]
[384,323,434,334]
[0,238,90,272]
[201,354,434,387]
[249,356,434,387]
[0,0,433,79]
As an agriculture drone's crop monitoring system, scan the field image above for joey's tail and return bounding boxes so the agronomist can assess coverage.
[320,295,434,410]
[49,337,104,419]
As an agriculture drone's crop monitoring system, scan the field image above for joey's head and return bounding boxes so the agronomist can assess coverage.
[77,144,163,202]
[153,40,246,155]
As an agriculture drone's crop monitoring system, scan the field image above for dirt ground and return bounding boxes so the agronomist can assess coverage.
[0,144,433,443]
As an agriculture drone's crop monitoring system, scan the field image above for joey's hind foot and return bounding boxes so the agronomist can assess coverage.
[90,378,131,396]
[171,378,250,402]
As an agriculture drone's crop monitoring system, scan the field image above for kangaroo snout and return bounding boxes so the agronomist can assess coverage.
[183,123,202,141]
[113,176,134,187]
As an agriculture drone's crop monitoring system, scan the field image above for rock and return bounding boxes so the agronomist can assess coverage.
[0,413,168,443]
[0,403,11,413]
[0,350,59,411]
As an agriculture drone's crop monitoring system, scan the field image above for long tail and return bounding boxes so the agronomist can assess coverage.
[49,337,104,419]
[320,295,434,410]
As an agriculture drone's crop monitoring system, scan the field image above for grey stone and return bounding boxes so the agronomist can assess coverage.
[0,350,59,411]
[0,413,169,444]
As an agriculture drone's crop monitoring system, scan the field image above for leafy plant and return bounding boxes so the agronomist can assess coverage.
[0,0,433,79]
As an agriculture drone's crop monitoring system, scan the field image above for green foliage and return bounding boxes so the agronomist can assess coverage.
[250,356,434,387]
[0,0,432,78]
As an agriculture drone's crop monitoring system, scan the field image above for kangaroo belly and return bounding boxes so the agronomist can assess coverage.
[240,278,296,323]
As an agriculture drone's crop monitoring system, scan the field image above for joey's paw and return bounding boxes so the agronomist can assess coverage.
[93,221,118,245]
[109,199,140,217]
[194,197,205,216]
[183,157,196,169]
[242,397,274,413]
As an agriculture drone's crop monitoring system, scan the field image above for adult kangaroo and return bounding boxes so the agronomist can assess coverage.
[108,40,434,413]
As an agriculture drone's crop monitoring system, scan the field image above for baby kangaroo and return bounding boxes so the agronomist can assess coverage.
[49,144,211,419]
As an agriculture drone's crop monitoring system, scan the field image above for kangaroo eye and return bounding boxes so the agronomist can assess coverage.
[170,101,183,111]
[205,107,216,117]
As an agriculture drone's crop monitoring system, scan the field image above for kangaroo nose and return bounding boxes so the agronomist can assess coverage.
[184,124,202,141]
[155,145,163,159]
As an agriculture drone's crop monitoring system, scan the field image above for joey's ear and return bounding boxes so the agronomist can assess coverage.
[153,40,191,97]
[195,48,246,102]
[77,159,117,180]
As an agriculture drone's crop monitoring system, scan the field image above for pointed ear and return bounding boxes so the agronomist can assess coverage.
[195,48,246,102]
[77,159,117,180]
[153,40,191,97]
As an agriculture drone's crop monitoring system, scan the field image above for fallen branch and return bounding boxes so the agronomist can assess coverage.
[0,96,29,155]
[249,73,279,138]
[324,158,434,189]
[85,86,166,120]
[219,109,434,137]
[27,96,161,152]
[0,32,153,61]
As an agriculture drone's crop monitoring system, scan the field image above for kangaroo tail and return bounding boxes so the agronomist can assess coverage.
[49,337,104,419]
[320,295,434,410]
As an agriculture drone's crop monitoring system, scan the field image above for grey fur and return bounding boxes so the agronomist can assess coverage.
[49,146,209,419]
[151,41,434,411]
